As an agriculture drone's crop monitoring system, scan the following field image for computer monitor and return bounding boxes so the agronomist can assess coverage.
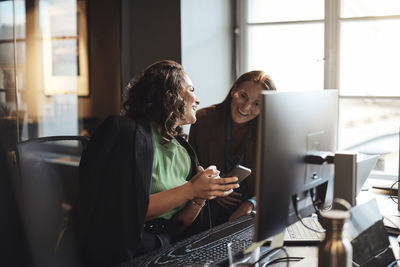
[254,90,338,243]
[356,153,379,193]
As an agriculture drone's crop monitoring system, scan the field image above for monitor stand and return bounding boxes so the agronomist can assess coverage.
[270,231,285,248]
[242,231,285,266]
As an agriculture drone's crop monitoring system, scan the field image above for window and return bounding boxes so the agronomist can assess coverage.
[0,0,89,144]
[239,0,400,178]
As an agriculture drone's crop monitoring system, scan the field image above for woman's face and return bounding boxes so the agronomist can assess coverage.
[230,81,263,124]
[178,74,200,126]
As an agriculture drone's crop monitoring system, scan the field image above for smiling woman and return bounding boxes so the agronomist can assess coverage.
[230,80,264,124]
[189,70,276,226]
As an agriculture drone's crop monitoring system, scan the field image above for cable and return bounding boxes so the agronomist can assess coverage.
[263,256,304,266]
[309,188,332,214]
[292,195,326,233]
[309,188,322,212]
[249,246,286,267]
[389,180,398,204]
[207,200,213,228]
[261,247,290,267]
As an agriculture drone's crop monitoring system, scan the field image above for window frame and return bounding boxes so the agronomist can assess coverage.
[237,0,400,180]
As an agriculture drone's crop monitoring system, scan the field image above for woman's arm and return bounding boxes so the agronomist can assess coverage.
[146,182,193,221]
[228,201,254,221]
[171,198,206,230]
[145,167,239,221]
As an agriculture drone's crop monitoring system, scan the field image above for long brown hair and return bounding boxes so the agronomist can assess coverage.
[122,60,188,141]
[223,70,276,103]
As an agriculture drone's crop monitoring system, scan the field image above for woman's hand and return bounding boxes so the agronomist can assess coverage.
[215,192,242,209]
[187,166,239,200]
[228,201,254,221]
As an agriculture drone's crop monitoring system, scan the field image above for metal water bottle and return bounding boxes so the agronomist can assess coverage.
[318,199,352,267]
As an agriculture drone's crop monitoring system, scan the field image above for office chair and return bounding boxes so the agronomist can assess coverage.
[15,136,89,267]
[0,139,31,266]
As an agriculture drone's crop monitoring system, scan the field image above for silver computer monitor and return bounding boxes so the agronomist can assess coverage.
[254,90,338,242]
[357,153,379,193]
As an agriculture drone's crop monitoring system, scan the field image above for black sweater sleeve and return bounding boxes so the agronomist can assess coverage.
[72,115,153,267]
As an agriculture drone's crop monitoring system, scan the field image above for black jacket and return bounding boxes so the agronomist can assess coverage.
[72,115,207,266]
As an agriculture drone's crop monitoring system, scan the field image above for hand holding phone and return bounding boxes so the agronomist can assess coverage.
[223,164,251,184]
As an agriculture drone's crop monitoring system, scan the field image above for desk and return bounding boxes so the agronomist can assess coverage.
[119,184,400,267]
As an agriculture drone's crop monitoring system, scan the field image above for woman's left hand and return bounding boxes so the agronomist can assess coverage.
[228,201,254,221]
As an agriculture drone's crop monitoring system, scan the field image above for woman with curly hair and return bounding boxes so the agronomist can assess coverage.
[72,60,238,266]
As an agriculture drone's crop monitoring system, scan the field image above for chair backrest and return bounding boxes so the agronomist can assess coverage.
[15,136,89,267]
[0,139,31,266]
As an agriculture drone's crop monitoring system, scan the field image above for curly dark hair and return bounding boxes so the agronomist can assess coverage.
[122,60,188,141]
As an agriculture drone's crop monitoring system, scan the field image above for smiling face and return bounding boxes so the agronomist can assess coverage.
[178,74,200,126]
[230,81,263,124]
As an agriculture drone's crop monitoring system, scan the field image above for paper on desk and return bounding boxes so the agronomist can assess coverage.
[346,198,382,240]
[347,198,396,266]
[383,214,400,231]
[293,256,318,267]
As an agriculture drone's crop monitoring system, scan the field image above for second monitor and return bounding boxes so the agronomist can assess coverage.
[254,90,338,243]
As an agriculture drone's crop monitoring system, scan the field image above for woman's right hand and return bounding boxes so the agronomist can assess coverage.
[187,166,239,200]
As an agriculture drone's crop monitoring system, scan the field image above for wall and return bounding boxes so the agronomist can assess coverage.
[121,0,235,109]
[121,0,182,88]
[78,0,121,123]
[181,0,235,109]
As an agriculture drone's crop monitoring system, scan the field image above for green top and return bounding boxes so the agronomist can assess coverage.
[150,123,192,219]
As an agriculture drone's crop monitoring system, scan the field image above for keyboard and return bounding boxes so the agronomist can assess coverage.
[285,216,325,244]
[119,215,256,266]
[119,215,324,267]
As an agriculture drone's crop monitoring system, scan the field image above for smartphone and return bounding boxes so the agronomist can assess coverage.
[222,164,252,183]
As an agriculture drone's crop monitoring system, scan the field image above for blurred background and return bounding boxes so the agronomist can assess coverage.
[0,0,399,180]
[0,0,399,265]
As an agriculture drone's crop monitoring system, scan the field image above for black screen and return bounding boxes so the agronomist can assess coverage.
[254,90,338,242]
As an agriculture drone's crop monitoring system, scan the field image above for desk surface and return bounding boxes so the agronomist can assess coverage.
[119,181,400,267]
